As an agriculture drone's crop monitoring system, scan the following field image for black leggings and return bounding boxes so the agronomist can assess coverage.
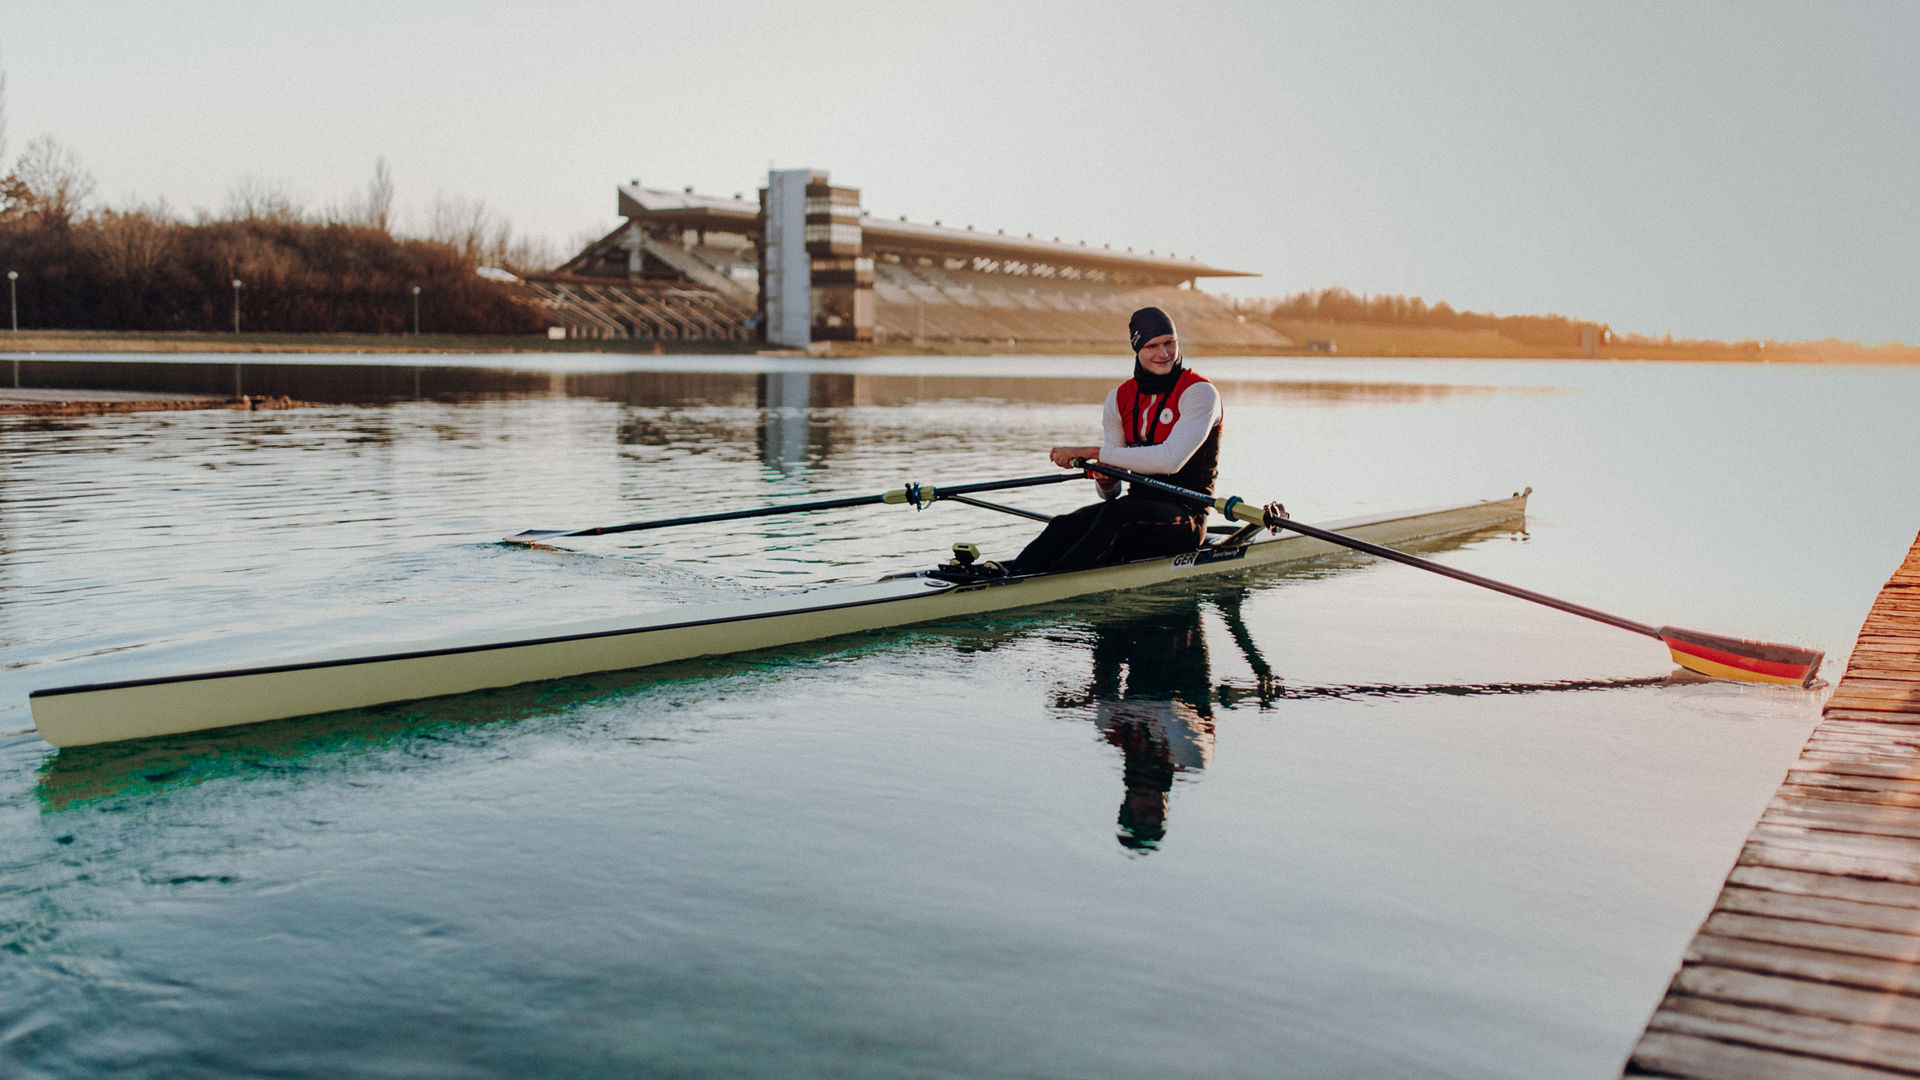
[1007,494,1206,574]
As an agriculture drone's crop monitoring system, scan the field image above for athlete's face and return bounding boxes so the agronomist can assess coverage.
[1137,333,1179,375]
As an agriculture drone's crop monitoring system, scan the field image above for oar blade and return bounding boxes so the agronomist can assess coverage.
[503,529,573,546]
[1659,626,1824,687]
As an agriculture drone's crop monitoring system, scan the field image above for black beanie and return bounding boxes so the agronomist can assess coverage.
[1128,306,1176,352]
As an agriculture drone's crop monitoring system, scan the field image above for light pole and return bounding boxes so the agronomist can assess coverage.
[412,285,421,336]
[7,270,17,332]
[231,279,243,335]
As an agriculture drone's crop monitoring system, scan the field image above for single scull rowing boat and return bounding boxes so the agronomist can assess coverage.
[30,487,1530,748]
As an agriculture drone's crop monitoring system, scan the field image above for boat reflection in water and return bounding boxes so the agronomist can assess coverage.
[1056,590,1275,853]
[1051,585,1677,853]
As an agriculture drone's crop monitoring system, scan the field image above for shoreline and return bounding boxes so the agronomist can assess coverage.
[0,328,1914,364]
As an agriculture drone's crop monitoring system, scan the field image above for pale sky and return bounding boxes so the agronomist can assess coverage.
[5,1,1916,343]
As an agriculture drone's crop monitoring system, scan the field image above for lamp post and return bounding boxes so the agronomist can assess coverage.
[412,285,421,336]
[7,270,17,332]
[231,278,243,335]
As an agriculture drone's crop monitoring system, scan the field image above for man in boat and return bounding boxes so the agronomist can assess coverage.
[990,305,1242,575]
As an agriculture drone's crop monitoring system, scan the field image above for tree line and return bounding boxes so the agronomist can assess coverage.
[0,79,549,335]
[1242,287,1610,349]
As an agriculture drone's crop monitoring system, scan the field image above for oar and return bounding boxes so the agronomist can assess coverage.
[505,472,1082,544]
[1076,459,1824,688]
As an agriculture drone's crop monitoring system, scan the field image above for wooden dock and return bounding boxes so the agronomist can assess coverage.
[1626,530,1920,1078]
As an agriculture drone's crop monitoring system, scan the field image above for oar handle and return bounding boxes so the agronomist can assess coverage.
[1073,459,1662,640]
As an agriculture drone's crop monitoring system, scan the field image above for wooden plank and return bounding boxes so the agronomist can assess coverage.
[1702,912,1920,964]
[1751,824,1920,864]
[1785,772,1920,797]
[1762,801,1920,842]
[1826,692,1920,714]
[1820,707,1920,722]
[1820,680,1920,707]
[1804,734,1920,757]
[1832,680,1920,696]
[1729,865,1920,909]
[1815,718,1920,737]
[1648,995,1920,1071]
[1827,685,1920,699]
[1718,886,1920,936]
[1629,1029,1915,1079]
[1837,671,1920,683]
[1685,933,1920,996]
[1789,753,1920,776]
[1793,753,1908,773]
[1789,768,1920,795]
[1805,728,1920,747]
[1841,649,1920,663]
[1802,741,1920,763]
[1823,717,1920,737]
[1738,837,1920,885]
[1776,785,1920,810]
[1838,672,1920,685]
[1838,669,1920,685]
[1674,965,1920,1033]
[1786,757,1920,781]
[1798,736,1920,758]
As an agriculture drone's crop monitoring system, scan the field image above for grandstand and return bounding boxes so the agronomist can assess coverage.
[530,172,1289,351]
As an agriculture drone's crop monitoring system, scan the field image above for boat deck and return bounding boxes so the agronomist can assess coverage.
[1625,529,1920,1078]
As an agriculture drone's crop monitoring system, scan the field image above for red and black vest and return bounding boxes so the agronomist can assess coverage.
[1114,368,1222,497]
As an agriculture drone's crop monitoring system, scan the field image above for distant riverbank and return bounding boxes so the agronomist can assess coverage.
[1,327,1913,363]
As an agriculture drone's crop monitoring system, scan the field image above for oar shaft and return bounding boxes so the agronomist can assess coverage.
[520,472,1082,540]
[1266,514,1661,638]
[1076,460,1662,639]
[562,492,889,537]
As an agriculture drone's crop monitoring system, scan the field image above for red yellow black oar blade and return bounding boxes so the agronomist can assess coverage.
[1658,626,1825,687]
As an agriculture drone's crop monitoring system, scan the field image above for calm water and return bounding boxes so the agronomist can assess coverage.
[2,353,1917,1078]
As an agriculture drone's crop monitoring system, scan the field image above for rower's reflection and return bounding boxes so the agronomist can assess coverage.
[1062,590,1274,852]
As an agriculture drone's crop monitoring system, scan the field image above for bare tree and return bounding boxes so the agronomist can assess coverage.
[224,174,302,222]
[428,191,498,263]
[493,233,558,275]
[423,190,559,273]
[366,155,393,232]
[81,200,177,319]
[11,134,96,228]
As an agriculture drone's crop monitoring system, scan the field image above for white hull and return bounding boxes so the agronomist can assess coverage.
[31,491,1527,747]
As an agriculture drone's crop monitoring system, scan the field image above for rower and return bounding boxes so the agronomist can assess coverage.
[987,306,1269,575]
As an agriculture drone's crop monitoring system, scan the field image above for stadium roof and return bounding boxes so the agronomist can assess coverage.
[615,182,1257,280]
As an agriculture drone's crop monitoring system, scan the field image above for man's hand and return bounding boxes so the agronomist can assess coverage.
[1049,445,1100,469]
[1264,501,1288,534]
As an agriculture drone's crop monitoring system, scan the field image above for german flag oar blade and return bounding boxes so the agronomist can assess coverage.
[1658,627,1824,687]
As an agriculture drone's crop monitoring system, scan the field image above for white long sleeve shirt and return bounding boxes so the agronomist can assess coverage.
[1091,378,1222,498]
